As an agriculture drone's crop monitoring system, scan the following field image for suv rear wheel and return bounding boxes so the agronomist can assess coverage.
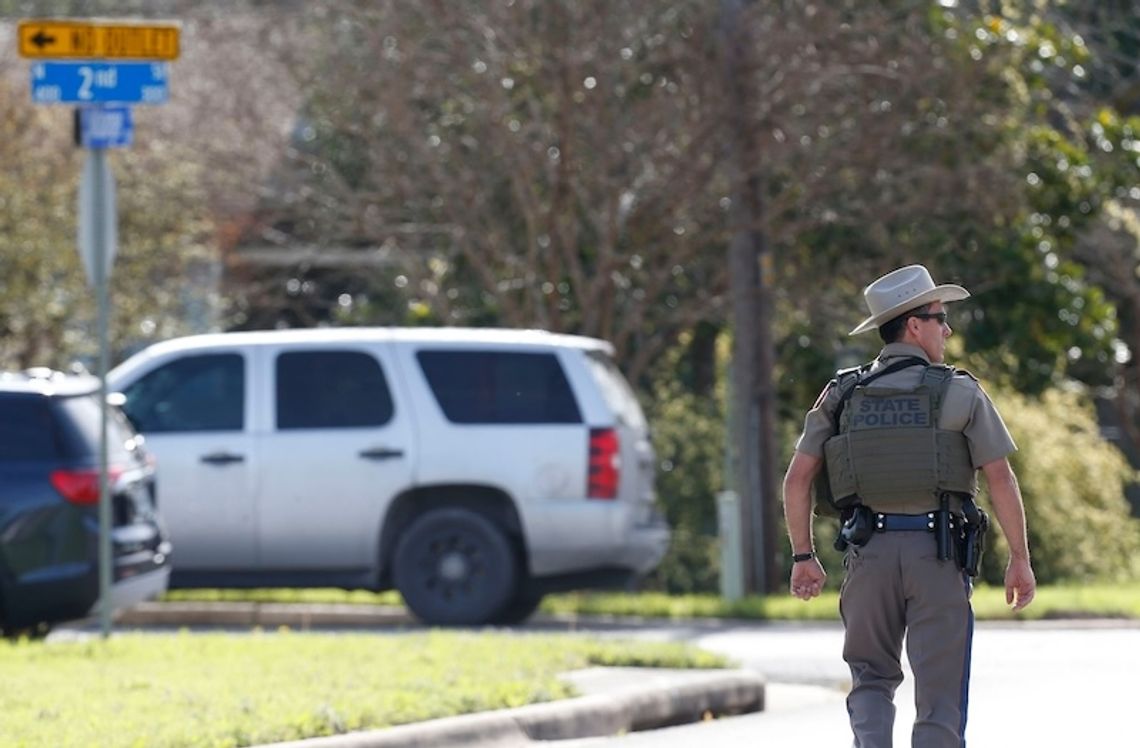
[491,588,545,625]
[392,508,517,626]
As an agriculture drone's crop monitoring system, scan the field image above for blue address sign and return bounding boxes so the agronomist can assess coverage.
[31,61,168,105]
[77,106,134,149]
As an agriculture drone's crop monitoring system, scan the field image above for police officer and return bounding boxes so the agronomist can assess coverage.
[782,265,1036,748]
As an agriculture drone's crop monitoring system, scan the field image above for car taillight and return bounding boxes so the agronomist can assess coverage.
[50,467,124,506]
[588,428,620,499]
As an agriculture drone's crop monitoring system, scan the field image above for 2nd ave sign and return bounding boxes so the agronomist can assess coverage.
[18,19,180,60]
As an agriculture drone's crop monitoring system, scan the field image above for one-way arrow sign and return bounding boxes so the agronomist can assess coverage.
[28,28,57,50]
[18,19,180,60]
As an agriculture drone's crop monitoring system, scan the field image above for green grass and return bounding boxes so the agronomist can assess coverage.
[164,581,1140,621]
[968,582,1140,620]
[0,631,726,748]
[542,583,1140,621]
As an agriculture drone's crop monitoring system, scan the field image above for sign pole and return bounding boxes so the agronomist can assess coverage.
[91,147,114,639]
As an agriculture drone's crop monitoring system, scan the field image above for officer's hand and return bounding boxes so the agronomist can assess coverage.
[790,558,826,601]
[1005,557,1036,611]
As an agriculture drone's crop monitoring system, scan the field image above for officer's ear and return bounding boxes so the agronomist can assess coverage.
[899,315,916,339]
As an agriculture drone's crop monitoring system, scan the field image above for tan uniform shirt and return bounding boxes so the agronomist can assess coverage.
[794,343,1016,514]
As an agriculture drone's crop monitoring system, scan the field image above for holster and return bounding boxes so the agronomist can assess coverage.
[934,494,952,561]
[834,504,875,551]
[957,497,990,577]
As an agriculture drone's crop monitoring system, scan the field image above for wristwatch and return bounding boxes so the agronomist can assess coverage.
[792,551,816,563]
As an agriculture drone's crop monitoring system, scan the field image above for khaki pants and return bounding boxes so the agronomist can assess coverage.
[840,530,973,748]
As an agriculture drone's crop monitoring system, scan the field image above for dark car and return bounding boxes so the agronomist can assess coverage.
[0,369,171,635]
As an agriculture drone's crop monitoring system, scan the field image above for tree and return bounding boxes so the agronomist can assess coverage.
[0,55,219,369]
[229,0,732,384]
[771,4,1124,405]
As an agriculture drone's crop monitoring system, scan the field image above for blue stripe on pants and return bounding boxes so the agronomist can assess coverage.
[958,576,975,746]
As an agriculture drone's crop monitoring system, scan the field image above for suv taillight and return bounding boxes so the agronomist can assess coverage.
[588,428,620,499]
[50,467,124,506]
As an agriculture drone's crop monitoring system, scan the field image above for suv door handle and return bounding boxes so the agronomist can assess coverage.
[358,447,405,461]
[200,451,245,465]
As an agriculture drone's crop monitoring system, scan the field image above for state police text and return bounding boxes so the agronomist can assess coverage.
[851,396,930,428]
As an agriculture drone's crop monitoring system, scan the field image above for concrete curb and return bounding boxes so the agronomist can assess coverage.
[116,601,416,627]
[254,670,766,748]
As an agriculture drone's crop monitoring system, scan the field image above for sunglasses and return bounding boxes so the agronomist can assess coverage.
[911,311,949,324]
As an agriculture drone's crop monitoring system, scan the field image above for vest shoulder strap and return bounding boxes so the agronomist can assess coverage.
[919,364,958,420]
[952,366,979,382]
[920,364,955,387]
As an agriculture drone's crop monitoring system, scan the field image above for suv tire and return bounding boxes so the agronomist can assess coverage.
[491,588,545,625]
[393,508,517,626]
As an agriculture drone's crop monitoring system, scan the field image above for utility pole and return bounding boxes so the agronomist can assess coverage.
[719,0,781,594]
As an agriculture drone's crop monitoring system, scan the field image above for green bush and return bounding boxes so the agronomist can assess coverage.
[640,335,727,594]
[983,387,1140,584]
[644,526,721,594]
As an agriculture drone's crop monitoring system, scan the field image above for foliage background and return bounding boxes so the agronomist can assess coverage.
[1,1,1138,593]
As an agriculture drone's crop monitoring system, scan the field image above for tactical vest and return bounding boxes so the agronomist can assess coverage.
[819,360,977,512]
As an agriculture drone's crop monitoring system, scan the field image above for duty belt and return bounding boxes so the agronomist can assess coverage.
[836,502,982,567]
[873,512,960,532]
[873,510,962,562]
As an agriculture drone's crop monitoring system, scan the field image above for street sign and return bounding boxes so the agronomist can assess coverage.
[31,61,168,105]
[77,106,134,149]
[18,19,180,60]
[19,16,177,641]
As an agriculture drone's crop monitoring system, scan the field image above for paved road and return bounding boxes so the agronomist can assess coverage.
[542,620,1140,746]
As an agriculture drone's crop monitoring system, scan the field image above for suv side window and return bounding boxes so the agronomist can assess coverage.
[0,395,59,461]
[276,350,394,430]
[417,350,582,424]
[119,354,244,433]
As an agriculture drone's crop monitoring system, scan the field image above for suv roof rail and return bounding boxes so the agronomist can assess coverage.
[0,368,101,395]
[22,367,67,381]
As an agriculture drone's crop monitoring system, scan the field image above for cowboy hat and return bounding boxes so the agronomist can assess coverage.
[849,264,970,335]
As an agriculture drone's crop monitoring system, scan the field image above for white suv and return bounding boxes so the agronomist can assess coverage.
[108,328,669,625]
